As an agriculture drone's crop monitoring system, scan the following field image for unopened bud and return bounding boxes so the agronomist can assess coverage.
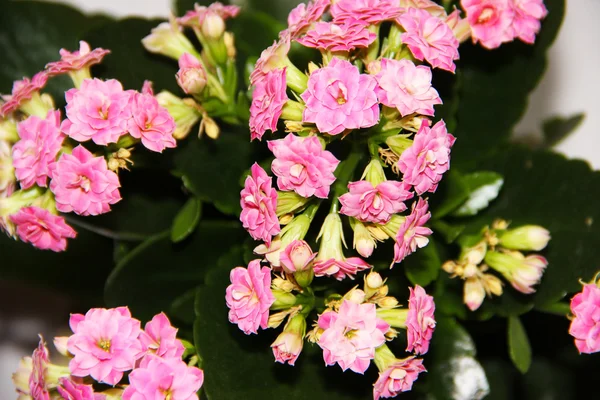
[361,159,386,186]
[271,314,306,365]
[202,116,220,139]
[176,53,207,95]
[284,120,306,133]
[224,32,236,58]
[386,135,413,157]
[156,91,201,140]
[268,310,291,328]
[202,12,226,39]
[279,213,294,225]
[442,260,457,274]
[276,191,310,216]
[142,18,199,61]
[353,220,376,258]
[445,10,471,42]
[378,296,399,309]
[365,271,384,291]
[271,289,298,310]
[53,336,69,356]
[344,288,366,304]
[491,219,509,230]
[280,239,315,276]
[272,277,295,293]
[462,263,479,279]
[377,308,408,328]
[482,274,503,296]
[307,62,319,75]
[498,225,551,252]
[464,277,485,311]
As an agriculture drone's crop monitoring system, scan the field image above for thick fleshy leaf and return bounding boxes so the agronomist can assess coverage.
[429,170,470,220]
[451,172,504,217]
[171,197,203,242]
[542,113,585,148]
[507,316,532,374]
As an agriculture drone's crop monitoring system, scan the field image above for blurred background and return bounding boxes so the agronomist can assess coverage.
[1,0,599,397]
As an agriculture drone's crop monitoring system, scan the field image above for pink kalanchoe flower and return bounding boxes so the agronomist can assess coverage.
[269,134,340,199]
[280,239,316,274]
[406,285,436,355]
[510,0,548,44]
[398,120,456,195]
[61,78,132,145]
[225,259,276,335]
[12,110,64,189]
[127,91,177,153]
[339,180,413,225]
[301,57,379,135]
[314,257,372,281]
[10,207,77,252]
[296,22,377,52]
[331,0,403,25]
[0,72,48,117]
[250,38,291,86]
[373,357,427,399]
[30,336,50,400]
[50,145,121,216]
[271,332,303,366]
[139,312,185,360]
[123,355,204,400]
[286,0,331,39]
[392,198,433,265]
[178,2,240,26]
[176,53,207,95]
[318,301,389,374]
[569,283,600,354]
[45,41,110,76]
[57,377,105,400]
[67,307,144,385]
[250,68,288,141]
[240,163,280,245]
[375,58,442,117]
[400,0,447,17]
[461,0,515,49]
[396,8,460,72]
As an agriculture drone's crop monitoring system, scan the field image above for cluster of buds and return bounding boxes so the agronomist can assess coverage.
[443,219,551,311]
[0,42,177,252]
[143,2,244,140]
[13,308,203,399]
[569,272,600,355]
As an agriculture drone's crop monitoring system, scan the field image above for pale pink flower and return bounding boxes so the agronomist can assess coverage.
[122,355,204,400]
[0,72,48,117]
[301,57,379,135]
[318,301,389,374]
[67,307,144,385]
[127,92,177,153]
[510,0,547,44]
[50,145,121,216]
[12,110,64,189]
[373,357,426,399]
[280,239,316,274]
[61,78,131,145]
[400,0,446,17]
[250,39,291,86]
[331,0,403,25]
[398,120,456,195]
[461,0,515,49]
[225,259,275,335]
[240,163,280,245]
[139,312,185,360]
[10,207,77,252]
[374,58,442,117]
[396,8,460,72]
[271,331,304,366]
[406,285,436,355]
[176,53,207,95]
[314,257,372,281]
[45,41,110,76]
[250,68,288,141]
[511,254,548,294]
[178,2,240,26]
[57,377,105,400]
[30,336,50,400]
[141,80,154,96]
[269,134,339,198]
[286,0,331,39]
[569,284,600,354]
[339,180,413,224]
[392,198,433,265]
[296,22,377,52]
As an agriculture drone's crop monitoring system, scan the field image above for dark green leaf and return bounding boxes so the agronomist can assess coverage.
[403,238,442,287]
[431,220,465,244]
[171,197,202,242]
[451,171,504,217]
[169,286,199,326]
[507,316,532,374]
[230,11,284,63]
[521,359,574,399]
[430,170,470,220]
[542,113,585,148]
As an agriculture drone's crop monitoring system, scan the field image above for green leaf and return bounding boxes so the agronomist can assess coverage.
[507,316,532,374]
[403,238,442,287]
[171,197,203,242]
[431,220,465,244]
[542,113,585,148]
[230,11,285,62]
[451,171,504,217]
[430,170,470,220]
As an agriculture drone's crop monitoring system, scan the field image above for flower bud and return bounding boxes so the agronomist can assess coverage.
[279,213,294,225]
[268,309,291,328]
[272,276,295,293]
[0,117,19,142]
[385,135,413,157]
[352,219,376,258]
[464,277,485,311]
[485,250,548,294]
[344,288,366,304]
[155,91,201,140]
[142,18,200,61]
[365,271,384,292]
[176,53,207,95]
[258,211,313,267]
[307,61,319,75]
[53,336,69,357]
[377,296,399,309]
[442,260,458,274]
[271,314,306,365]
[276,191,310,216]
[362,159,386,186]
[280,240,315,288]
[376,308,409,329]
[445,10,471,43]
[201,115,220,139]
[0,140,16,198]
[498,225,551,252]
[271,289,298,311]
[482,273,503,296]
[460,240,487,265]
[224,32,236,59]
[202,12,226,39]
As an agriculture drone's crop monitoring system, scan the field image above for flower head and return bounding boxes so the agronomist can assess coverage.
[67,307,144,385]
[142,19,198,60]
[396,8,460,72]
[280,239,316,274]
[484,251,547,294]
[240,163,280,245]
[373,357,426,399]
[12,110,64,189]
[569,283,600,354]
[392,198,433,265]
[296,22,377,53]
[269,134,339,199]
[127,91,177,153]
[461,0,515,49]
[250,39,291,86]
[406,285,436,355]
[301,57,379,135]
[139,312,185,360]
[497,224,551,251]
[250,68,288,141]
[176,53,207,95]
[510,0,548,44]
[331,0,403,25]
[57,377,105,400]
[45,41,110,76]
[286,0,330,39]
[225,259,276,335]
[271,314,306,366]
[178,2,240,26]
[0,72,48,117]
[10,206,77,252]
[339,180,412,224]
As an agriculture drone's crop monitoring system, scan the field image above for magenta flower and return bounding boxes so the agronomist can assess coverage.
[286,0,330,39]
[510,0,548,44]
[45,41,110,76]
[406,285,436,355]
[396,8,460,73]
[296,22,377,52]
[569,283,600,354]
[66,307,144,385]
[30,336,50,400]
[49,145,121,216]
[250,68,288,141]
[392,198,433,265]
[127,91,177,153]
[280,239,316,274]
[398,120,456,195]
[331,0,403,25]
[373,357,426,399]
[176,53,207,95]
[139,312,185,360]
[301,57,379,135]
[57,377,105,400]
[225,259,275,335]
[250,39,291,86]
[240,163,280,245]
[178,2,240,26]
[10,207,77,252]
[461,0,515,49]
[61,78,131,145]
[123,355,204,400]
[339,180,413,224]
[375,58,442,117]
[269,134,339,199]
[0,72,48,117]
[318,301,389,374]
[12,110,64,189]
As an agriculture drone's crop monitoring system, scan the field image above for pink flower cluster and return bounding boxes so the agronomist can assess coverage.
[296,22,377,52]
[339,180,412,224]
[569,283,600,354]
[10,207,76,252]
